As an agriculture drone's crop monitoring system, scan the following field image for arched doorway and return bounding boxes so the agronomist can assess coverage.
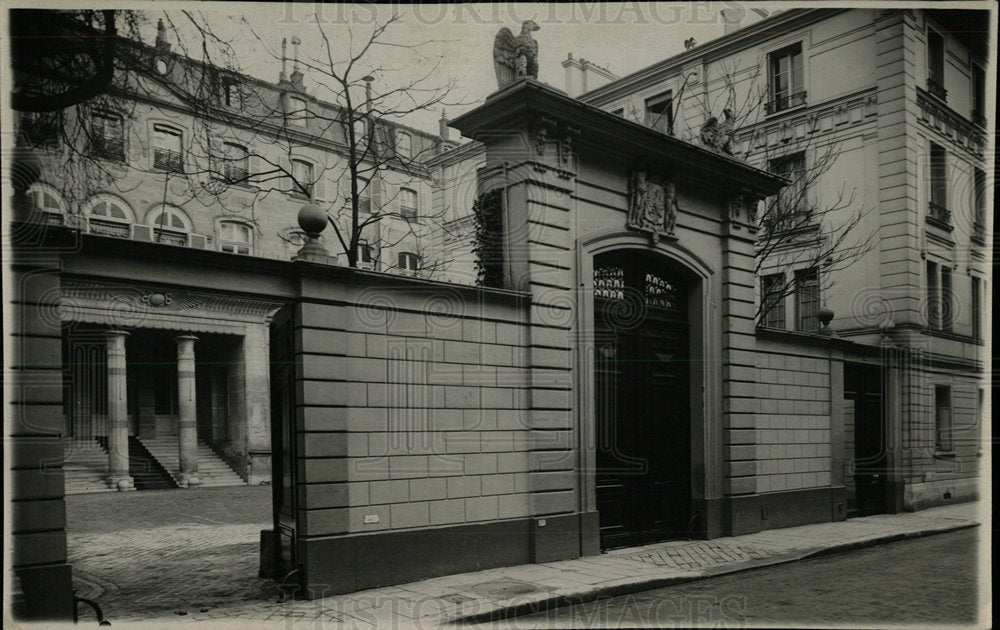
[593,250,694,548]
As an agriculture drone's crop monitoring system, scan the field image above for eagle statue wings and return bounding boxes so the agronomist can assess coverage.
[493,20,540,89]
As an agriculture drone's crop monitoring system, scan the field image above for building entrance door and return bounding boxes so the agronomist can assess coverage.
[844,363,887,517]
[593,251,692,549]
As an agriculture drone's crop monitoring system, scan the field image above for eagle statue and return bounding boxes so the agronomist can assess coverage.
[493,20,541,89]
[700,108,735,155]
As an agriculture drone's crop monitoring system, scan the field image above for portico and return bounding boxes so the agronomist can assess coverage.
[59,279,283,489]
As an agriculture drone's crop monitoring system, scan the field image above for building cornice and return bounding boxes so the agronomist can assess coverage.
[580,9,848,106]
[452,79,787,198]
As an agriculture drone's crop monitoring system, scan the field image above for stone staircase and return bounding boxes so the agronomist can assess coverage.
[136,437,246,488]
[63,438,115,495]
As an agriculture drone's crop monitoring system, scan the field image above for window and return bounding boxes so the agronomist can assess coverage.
[20,111,60,147]
[288,96,307,127]
[28,185,65,225]
[940,266,953,332]
[927,29,946,100]
[926,260,940,329]
[767,43,805,113]
[972,277,982,339]
[794,268,819,331]
[221,143,249,183]
[357,239,373,264]
[222,79,242,109]
[973,168,986,241]
[395,131,411,158]
[87,196,133,238]
[935,385,952,452]
[399,187,418,220]
[91,111,124,161]
[219,221,252,255]
[761,273,786,329]
[928,143,949,225]
[291,159,314,198]
[769,152,808,227]
[152,124,184,173]
[644,91,673,135]
[147,205,190,246]
[353,118,367,146]
[357,177,371,213]
[398,252,420,272]
[971,64,986,125]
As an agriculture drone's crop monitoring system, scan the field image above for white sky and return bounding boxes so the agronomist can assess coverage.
[139,2,770,133]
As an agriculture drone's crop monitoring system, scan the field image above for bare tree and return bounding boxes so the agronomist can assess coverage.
[11,9,462,274]
[673,57,878,326]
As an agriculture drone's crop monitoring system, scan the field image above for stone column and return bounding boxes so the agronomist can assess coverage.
[176,334,200,487]
[106,330,134,491]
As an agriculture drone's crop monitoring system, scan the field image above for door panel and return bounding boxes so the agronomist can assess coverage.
[844,363,887,517]
[594,251,692,549]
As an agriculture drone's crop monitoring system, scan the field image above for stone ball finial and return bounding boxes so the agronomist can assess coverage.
[817,306,835,328]
[9,146,41,193]
[297,203,327,235]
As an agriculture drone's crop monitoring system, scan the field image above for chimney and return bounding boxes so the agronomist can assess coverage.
[155,19,171,52]
[721,8,743,35]
[562,53,618,98]
[289,36,305,90]
[439,109,450,143]
[438,109,458,152]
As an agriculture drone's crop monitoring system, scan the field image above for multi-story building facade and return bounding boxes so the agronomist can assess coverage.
[14,23,446,492]
[561,7,990,512]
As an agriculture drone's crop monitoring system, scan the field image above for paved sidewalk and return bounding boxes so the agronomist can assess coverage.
[68,499,980,628]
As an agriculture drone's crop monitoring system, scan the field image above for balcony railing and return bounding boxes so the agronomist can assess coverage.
[972,221,986,245]
[765,91,807,115]
[153,148,184,173]
[91,137,125,162]
[927,78,948,101]
[927,202,952,230]
[153,228,188,246]
[89,218,130,238]
[224,163,249,184]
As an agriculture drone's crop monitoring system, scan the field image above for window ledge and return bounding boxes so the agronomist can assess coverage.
[925,215,953,232]
[933,451,956,460]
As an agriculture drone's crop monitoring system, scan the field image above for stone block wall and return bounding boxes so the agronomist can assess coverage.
[754,343,834,493]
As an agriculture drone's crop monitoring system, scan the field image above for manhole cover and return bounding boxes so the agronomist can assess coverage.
[441,593,475,604]
[469,580,540,599]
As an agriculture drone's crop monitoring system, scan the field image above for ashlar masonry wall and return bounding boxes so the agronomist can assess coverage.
[286,262,561,595]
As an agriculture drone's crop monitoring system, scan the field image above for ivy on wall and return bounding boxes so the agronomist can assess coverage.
[472,188,505,289]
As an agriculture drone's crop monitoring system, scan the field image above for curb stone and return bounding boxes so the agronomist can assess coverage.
[448,521,979,624]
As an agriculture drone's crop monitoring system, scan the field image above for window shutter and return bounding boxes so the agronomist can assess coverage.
[249,154,262,187]
[314,178,327,202]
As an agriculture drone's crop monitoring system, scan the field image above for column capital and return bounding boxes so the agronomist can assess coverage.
[105,329,130,339]
[175,333,199,342]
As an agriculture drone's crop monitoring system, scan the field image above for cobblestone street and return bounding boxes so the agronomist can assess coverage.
[67,486,274,620]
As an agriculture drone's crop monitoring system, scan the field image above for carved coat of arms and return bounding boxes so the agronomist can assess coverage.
[627,168,679,241]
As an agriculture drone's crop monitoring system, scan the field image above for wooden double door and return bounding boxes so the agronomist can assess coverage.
[594,252,692,549]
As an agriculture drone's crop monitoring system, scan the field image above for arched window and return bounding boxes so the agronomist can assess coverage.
[146,205,191,246]
[28,184,65,225]
[87,195,134,238]
[219,220,253,255]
